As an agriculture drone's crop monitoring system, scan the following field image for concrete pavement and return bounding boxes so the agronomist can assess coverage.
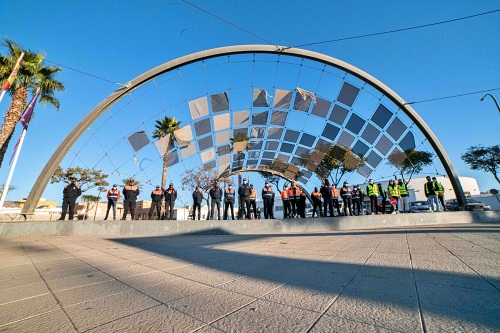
[0,223,499,332]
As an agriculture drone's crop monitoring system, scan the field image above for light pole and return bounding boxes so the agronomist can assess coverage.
[480,94,500,113]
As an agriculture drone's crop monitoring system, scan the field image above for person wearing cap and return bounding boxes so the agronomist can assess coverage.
[281,184,290,218]
[192,186,203,220]
[425,176,441,212]
[224,184,236,220]
[148,185,163,220]
[238,178,251,219]
[262,182,275,219]
[340,182,353,216]
[209,181,223,220]
[122,180,140,220]
[164,183,177,220]
[104,184,121,220]
[249,184,258,219]
[433,177,446,211]
[58,178,82,220]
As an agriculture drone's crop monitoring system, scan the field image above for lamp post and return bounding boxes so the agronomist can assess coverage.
[480,94,500,113]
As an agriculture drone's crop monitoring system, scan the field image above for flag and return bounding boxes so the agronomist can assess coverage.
[1,52,25,92]
[19,89,39,130]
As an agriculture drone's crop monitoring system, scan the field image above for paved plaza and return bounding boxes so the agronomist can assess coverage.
[0,223,499,332]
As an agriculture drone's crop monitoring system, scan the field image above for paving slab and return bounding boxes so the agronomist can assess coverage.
[0,223,499,332]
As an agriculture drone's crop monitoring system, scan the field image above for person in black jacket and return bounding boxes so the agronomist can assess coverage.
[192,186,203,220]
[238,178,251,219]
[262,183,275,219]
[224,185,236,220]
[320,179,333,217]
[58,178,82,220]
[122,180,140,220]
[209,181,223,220]
[164,183,177,220]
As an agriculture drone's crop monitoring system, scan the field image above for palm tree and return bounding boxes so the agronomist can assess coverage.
[0,38,64,167]
[152,116,182,189]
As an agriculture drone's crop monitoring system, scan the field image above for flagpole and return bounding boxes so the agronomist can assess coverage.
[0,128,27,211]
[0,91,6,103]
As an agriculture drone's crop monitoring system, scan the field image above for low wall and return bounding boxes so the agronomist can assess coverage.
[1,211,499,237]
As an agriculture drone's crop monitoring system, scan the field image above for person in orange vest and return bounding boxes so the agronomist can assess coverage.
[311,187,322,218]
[164,183,178,220]
[249,184,258,219]
[288,182,301,218]
[122,180,140,220]
[340,182,353,216]
[104,184,121,220]
[224,184,235,220]
[281,184,290,219]
[148,185,163,220]
[262,182,275,219]
[331,183,341,216]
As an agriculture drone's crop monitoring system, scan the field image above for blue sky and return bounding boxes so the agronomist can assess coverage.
[0,0,499,204]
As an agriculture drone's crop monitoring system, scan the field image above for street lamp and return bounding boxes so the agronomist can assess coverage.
[480,94,500,113]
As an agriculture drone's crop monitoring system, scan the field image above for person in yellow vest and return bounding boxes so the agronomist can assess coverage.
[104,184,121,220]
[387,180,400,214]
[148,185,163,220]
[366,179,379,215]
[397,179,409,213]
[432,177,447,211]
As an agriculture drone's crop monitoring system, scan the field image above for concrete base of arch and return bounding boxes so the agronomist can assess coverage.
[1,211,499,237]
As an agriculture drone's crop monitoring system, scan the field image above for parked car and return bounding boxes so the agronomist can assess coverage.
[378,199,395,214]
[445,198,492,211]
[409,201,433,213]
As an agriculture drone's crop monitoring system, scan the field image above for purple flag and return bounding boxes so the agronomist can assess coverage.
[19,90,39,130]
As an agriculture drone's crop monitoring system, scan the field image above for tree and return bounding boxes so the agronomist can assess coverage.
[152,116,182,190]
[387,149,434,184]
[462,144,500,184]
[319,145,365,186]
[0,184,16,196]
[50,166,109,192]
[181,166,234,219]
[0,38,64,167]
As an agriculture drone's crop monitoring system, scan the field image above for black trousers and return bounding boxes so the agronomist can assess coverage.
[283,200,290,218]
[60,198,77,220]
[369,195,379,214]
[104,200,117,220]
[249,200,257,219]
[263,199,273,219]
[323,196,333,217]
[149,201,161,219]
[312,201,322,217]
[352,199,361,215]
[123,199,136,219]
[343,198,352,216]
[211,199,221,219]
[332,199,341,216]
[380,197,387,213]
[224,201,234,220]
[192,202,201,220]
[289,199,297,216]
[165,200,175,219]
[239,197,250,219]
